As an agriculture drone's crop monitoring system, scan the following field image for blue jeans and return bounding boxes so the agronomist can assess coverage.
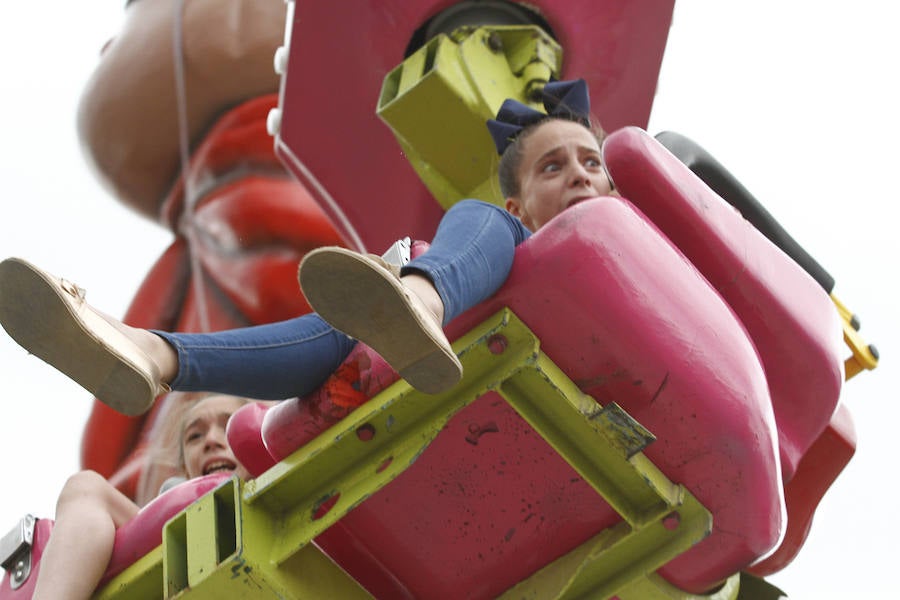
[154,200,531,400]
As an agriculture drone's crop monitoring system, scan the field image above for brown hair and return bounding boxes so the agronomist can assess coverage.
[497,117,606,199]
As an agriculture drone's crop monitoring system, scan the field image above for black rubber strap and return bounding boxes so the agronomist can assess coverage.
[655,131,835,293]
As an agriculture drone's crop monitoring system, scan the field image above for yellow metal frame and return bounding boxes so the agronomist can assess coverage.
[377,25,562,210]
[93,310,739,599]
[831,293,879,379]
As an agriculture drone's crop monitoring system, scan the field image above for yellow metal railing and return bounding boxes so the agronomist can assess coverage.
[93,310,736,599]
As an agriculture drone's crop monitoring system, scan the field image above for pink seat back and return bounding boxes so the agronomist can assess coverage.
[226,129,846,595]
[603,127,844,480]
[248,197,784,596]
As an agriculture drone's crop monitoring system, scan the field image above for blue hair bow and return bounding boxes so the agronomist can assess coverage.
[486,79,591,155]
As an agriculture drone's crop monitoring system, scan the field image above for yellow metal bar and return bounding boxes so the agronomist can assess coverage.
[377,25,562,209]
[500,356,676,525]
[163,511,188,597]
[616,572,741,600]
[94,309,734,599]
[831,293,879,379]
[92,546,164,600]
[496,349,714,599]
[185,492,218,587]
[499,495,712,600]
[241,309,538,566]
[96,478,371,599]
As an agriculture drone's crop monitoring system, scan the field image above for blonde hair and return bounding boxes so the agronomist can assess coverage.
[134,391,250,504]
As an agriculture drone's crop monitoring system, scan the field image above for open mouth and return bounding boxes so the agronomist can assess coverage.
[567,196,595,209]
[203,460,237,475]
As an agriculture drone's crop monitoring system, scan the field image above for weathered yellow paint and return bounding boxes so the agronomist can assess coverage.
[377,25,562,209]
[94,310,741,599]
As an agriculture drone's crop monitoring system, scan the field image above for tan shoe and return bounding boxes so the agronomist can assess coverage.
[0,258,166,416]
[299,247,462,395]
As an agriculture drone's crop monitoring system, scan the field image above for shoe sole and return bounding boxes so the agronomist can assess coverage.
[0,258,157,416]
[299,248,462,395]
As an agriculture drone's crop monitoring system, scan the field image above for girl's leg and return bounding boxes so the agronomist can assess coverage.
[401,199,531,323]
[153,313,357,400]
[0,200,525,408]
[32,471,140,600]
[0,257,358,412]
[0,258,170,416]
[299,200,531,393]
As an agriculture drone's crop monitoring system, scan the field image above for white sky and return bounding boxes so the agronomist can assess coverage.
[1,2,897,598]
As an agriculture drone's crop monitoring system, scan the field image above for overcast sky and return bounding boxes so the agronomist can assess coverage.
[1,2,897,598]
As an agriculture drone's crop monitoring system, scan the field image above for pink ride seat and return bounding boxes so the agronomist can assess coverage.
[238,197,789,596]
[603,127,850,574]
[237,129,845,596]
[603,127,845,481]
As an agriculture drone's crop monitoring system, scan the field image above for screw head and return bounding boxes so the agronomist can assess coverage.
[487,31,503,52]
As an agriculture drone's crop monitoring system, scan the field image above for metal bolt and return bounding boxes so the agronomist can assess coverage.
[487,31,503,52]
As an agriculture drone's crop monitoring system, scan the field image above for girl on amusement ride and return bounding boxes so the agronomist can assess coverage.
[31,392,257,600]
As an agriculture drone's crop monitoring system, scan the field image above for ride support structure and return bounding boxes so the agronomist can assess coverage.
[1,1,879,598]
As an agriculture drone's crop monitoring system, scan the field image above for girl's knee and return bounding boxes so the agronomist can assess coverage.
[56,470,138,524]
[56,471,112,507]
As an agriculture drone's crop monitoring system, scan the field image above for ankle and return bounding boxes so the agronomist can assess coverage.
[125,326,177,384]
[143,331,178,383]
[93,307,178,384]
[400,274,445,325]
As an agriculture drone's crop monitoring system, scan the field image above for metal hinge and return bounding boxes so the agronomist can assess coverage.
[1,514,36,590]
[381,236,411,267]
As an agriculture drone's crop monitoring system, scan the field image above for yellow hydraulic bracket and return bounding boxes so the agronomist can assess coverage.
[831,293,879,380]
[377,25,563,210]
[92,309,745,599]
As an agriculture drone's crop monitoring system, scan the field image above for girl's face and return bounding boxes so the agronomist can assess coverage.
[505,119,614,231]
[181,395,247,480]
